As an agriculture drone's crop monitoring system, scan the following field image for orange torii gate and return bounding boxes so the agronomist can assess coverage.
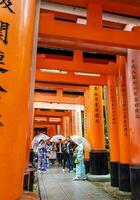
[36,70,108,85]
[37,1,140,196]
[37,50,118,75]
[34,109,72,136]
[35,82,89,91]
[35,92,85,105]
[39,9,140,50]
[35,109,71,118]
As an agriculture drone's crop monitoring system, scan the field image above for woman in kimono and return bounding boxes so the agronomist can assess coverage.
[73,142,86,180]
[37,139,47,173]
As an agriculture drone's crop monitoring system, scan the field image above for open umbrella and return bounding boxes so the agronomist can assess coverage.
[50,135,66,142]
[70,135,91,152]
[32,133,50,149]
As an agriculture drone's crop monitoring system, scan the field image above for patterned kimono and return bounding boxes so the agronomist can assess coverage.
[75,143,86,179]
[37,144,47,171]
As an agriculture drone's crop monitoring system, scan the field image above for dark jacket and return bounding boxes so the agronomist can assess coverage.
[56,142,63,153]
[67,141,77,154]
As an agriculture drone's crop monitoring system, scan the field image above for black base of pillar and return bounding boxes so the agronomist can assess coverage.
[110,162,119,187]
[119,163,130,192]
[130,165,140,200]
[24,166,34,192]
[84,159,90,174]
[90,150,109,175]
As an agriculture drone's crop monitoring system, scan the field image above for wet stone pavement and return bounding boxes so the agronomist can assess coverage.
[38,166,116,200]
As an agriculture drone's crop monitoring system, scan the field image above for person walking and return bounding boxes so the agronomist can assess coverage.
[66,136,77,172]
[37,139,47,173]
[49,142,57,165]
[56,139,63,166]
[73,142,86,180]
[62,140,68,171]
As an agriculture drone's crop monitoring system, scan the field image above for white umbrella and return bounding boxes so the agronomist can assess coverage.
[50,135,66,142]
[70,135,91,152]
[32,133,50,149]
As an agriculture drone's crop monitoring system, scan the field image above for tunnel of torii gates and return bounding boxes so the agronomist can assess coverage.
[1,0,140,199]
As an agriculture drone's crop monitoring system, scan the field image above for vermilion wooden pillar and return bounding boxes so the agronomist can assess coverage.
[0,1,38,199]
[26,0,40,167]
[127,50,140,199]
[71,110,76,135]
[107,76,120,187]
[84,90,90,160]
[117,56,131,192]
[84,90,91,174]
[89,86,108,175]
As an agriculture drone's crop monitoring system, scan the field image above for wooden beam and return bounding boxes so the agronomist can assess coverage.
[35,109,71,117]
[34,92,85,104]
[34,121,61,126]
[39,12,140,49]
[37,57,118,75]
[36,70,107,85]
[41,0,140,17]
[35,82,89,91]
[38,40,126,55]
[37,53,118,64]
[34,102,84,110]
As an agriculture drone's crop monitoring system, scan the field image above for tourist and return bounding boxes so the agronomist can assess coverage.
[49,142,57,165]
[62,140,68,171]
[56,139,63,166]
[66,136,77,172]
[37,139,47,173]
[73,141,86,180]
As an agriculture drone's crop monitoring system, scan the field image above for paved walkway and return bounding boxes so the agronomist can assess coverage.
[38,167,116,200]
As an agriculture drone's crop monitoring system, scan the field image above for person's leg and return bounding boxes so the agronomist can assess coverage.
[60,153,63,166]
[81,160,86,179]
[57,153,61,165]
[69,153,74,171]
[51,159,55,165]
[47,157,49,168]
[38,154,42,171]
[74,160,86,180]
[42,158,47,172]
[74,163,81,180]
[67,154,70,171]
[63,154,67,170]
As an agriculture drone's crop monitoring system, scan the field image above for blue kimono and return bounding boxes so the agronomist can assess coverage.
[37,144,47,171]
[75,143,86,180]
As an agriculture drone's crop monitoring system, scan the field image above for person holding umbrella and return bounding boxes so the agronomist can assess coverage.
[32,131,50,170]
[70,135,91,180]
[50,135,66,166]
[37,139,47,173]
[73,140,86,180]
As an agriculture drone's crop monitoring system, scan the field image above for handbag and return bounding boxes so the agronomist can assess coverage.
[74,157,79,164]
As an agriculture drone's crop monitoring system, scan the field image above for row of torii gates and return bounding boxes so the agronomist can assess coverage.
[1,0,140,199]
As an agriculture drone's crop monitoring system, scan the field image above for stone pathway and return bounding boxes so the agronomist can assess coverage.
[38,167,116,200]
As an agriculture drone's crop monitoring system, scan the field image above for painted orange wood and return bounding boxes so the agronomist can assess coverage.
[117,56,131,164]
[35,109,71,117]
[39,12,140,50]
[107,76,120,162]
[34,92,85,105]
[84,90,90,159]
[0,0,37,199]
[88,86,105,150]
[36,70,108,86]
[36,57,118,75]
[127,50,140,164]
[45,0,140,17]
[35,82,89,91]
